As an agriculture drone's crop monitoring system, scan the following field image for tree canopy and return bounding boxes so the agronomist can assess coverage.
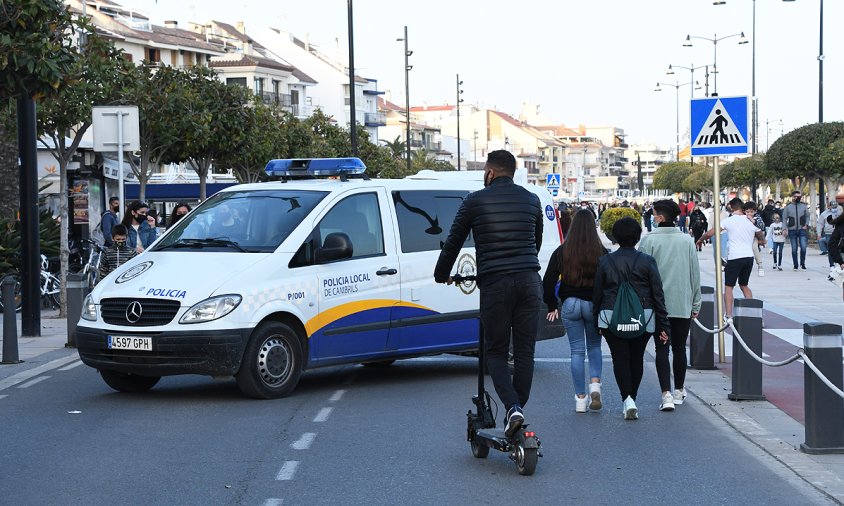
[652,162,694,193]
[766,122,844,180]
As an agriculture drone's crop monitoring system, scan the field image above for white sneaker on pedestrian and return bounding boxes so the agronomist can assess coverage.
[575,395,588,413]
[588,382,603,411]
[673,388,687,405]
[757,266,764,277]
[660,392,675,411]
[623,396,638,420]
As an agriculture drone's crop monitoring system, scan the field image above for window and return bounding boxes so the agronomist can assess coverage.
[254,77,264,94]
[226,77,247,87]
[392,190,473,253]
[291,89,300,105]
[146,48,161,63]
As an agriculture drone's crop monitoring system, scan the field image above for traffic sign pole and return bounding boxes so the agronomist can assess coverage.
[713,156,726,363]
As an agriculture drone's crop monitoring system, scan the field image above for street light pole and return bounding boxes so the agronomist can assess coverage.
[397,26,412,173]
[456,75,463,170]
[655,80,698,162]
[347,0,358,155]
[684,32,747,96]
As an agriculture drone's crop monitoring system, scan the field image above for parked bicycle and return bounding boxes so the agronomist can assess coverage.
[77,239,104,289]
[0,254,62,312]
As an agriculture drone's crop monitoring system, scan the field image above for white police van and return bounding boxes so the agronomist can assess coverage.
[76,158,563,398]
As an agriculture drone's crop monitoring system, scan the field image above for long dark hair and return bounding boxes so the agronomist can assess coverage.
[169,202,191,227]
[558,209,605,287]
[121,201,147,228]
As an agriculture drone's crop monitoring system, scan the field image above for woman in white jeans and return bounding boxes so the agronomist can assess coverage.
[543,210,608,412]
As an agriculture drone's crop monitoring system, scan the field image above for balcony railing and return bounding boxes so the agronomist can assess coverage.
[364,112,386,126]
[258,91,292,107]
[425,141,442,152]
[409,139,424,148]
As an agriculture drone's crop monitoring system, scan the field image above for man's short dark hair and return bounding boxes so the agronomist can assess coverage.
[111,224,128,237]
[652,199,680,222]
[612,217,641,247]
[109,196,119,204]
[792,190,801,196]
[486,150,516,175]
[729,197,744,211]
[767,199,774,204]
[742,201,757,211]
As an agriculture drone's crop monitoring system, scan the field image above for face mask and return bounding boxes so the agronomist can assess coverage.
[794,197,802,203]
[115,239,127,246]
[136,213,147,221]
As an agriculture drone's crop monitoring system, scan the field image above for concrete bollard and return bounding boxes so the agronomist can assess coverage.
[728,298,766,401]
[690,285,717,370]
[2,275,22,364]
[65,272,88,348]
[800,322,844,454]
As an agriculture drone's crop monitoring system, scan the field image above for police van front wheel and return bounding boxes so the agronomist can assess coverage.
[236,322,303,399]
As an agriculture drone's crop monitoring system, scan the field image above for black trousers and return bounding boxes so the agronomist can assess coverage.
[479,271,541,410]
[604,332,651,401]
[654,317,692,392]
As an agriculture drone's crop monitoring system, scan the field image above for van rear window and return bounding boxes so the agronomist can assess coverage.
[153,190,328,253]
[392,190,474,253]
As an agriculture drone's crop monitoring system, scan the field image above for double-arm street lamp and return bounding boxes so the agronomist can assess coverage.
[655,80,701,162]
[396,26,412,173]
[683,32,748,96]
[456,75,464,171]
[667,63,713,97]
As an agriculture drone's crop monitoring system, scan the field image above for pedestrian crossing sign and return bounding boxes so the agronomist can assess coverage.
[690,96,748,156]
[546,173,561,189]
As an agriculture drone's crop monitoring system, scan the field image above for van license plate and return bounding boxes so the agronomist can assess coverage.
[107,335,152,351]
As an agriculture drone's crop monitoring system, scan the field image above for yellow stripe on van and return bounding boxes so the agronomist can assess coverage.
[304,300,432,337]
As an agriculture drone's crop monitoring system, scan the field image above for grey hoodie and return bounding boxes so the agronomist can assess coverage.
[782,201,810,231]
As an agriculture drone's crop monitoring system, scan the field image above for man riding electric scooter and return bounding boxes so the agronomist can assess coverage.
[434,149,544,437]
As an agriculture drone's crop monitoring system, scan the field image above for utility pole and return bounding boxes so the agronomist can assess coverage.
[456,75,463,170]
[347,0,358,155]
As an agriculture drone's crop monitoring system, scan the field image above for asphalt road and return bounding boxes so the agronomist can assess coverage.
[0,338,833,506]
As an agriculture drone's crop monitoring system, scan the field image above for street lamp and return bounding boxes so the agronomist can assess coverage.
[347,0,358,155]
[456,75,464,170]
[765,118,784,151]
[655,80,701,162]
[396,26,412,173]
[683,32,748,96]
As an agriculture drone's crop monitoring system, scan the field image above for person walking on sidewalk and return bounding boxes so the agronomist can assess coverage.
[767,213,786,271]
[828,213,844,301]
[594,217,670,421]
[98,224,137,281]
[782,190,812,270]
[434,149,543,437]
[688,206,708,251]
[697,197,765,319]
[543,209,607,413]
[743,201,766,277]
[638,200,701,412]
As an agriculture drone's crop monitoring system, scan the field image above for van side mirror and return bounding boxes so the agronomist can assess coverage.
[316,232,353,263]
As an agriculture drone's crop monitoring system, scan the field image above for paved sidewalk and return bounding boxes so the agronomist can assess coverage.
[2,234,844,502]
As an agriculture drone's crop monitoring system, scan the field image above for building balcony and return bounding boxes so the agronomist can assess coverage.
[365,112,386,126]
[257,91,292,107]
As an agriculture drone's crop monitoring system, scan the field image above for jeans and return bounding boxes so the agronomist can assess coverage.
[819,233,829,254]
[788,229,808,267]
[560,297,602,396]
[603,332,650,401]
[654,317,691,392]
[479,271,541,410]
[771,242,784,266]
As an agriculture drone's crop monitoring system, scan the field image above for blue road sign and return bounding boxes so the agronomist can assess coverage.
[546,173,561,189]
[690,96,748,156]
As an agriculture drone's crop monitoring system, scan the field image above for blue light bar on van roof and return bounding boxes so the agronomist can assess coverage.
[264,157,367,177]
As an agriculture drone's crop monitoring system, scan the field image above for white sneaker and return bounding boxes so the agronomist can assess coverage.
[588,383,603,411]
[757,266,765,277]
[660,392,675,411]
[575,395,588,413]
[623,396,638,420]
[673,388,687,405]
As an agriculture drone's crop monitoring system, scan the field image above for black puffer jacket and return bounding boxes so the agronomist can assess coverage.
[592,247,670,336]
[434,177,543,284]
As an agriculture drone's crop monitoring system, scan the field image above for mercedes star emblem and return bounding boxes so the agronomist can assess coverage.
[125,301,143,324]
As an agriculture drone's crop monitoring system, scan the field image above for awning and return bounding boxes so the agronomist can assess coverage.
[124,183,237,201]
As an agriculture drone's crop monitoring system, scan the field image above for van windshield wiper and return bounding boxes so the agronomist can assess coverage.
[158,238,248,252]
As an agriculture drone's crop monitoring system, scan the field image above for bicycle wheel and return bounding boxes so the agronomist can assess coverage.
[0,274,23,312]
[45,275,62,309]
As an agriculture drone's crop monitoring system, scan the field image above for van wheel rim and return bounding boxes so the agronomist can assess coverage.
[258,337,291,386]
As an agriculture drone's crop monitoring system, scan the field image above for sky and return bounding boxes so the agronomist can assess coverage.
[123,0,843,150]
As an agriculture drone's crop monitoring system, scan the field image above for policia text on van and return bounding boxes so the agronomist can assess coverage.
[74,158,563,398]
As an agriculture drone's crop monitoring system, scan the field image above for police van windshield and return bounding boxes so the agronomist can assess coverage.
[154,190,328,253]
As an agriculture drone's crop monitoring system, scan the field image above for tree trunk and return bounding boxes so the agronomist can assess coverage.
[808,176,817,229]
[0,121,20,224]
[58,155,69,318]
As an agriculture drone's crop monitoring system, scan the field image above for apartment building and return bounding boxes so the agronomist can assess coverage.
[378,98,451,161]
[624,144,674,193]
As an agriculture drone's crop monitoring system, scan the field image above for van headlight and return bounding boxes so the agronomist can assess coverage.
[179,295,242,324]
[81,294,97,321]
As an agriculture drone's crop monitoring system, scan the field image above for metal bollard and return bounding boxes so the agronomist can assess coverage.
[800,322,844,454]
[690,285,717,370]
[728,298,766,401]
[2,275,22,364]
[65,272,88,348]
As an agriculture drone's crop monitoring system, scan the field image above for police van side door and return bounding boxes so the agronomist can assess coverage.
[311,188,400,362]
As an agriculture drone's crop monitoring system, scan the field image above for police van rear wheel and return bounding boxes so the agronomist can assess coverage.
[100,370,160,393]
[236,322,303,399]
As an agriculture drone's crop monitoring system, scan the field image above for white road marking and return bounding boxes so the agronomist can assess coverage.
[58,360,83,371]
[16,376,50,389]
[313,407,333,423]
[291,433,316,450]
[263,499,283,506]
[275,461,299,481]
[0,354,78,392]
[329,389,346,402]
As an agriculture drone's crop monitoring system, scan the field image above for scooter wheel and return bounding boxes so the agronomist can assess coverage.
[471,440,489,459]
[516,447,537,476]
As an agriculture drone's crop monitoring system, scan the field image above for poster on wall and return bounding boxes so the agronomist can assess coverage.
[72,179,89,224]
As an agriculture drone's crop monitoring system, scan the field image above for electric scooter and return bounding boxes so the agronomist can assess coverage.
[452,274,542,476]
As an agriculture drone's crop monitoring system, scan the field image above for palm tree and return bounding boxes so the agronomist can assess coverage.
[380,135,406,160]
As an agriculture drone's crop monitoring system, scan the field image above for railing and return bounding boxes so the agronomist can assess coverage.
[424,141,442,152]
[364,112,386,126]
[409,139,424,148]
[258,92,292,107]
